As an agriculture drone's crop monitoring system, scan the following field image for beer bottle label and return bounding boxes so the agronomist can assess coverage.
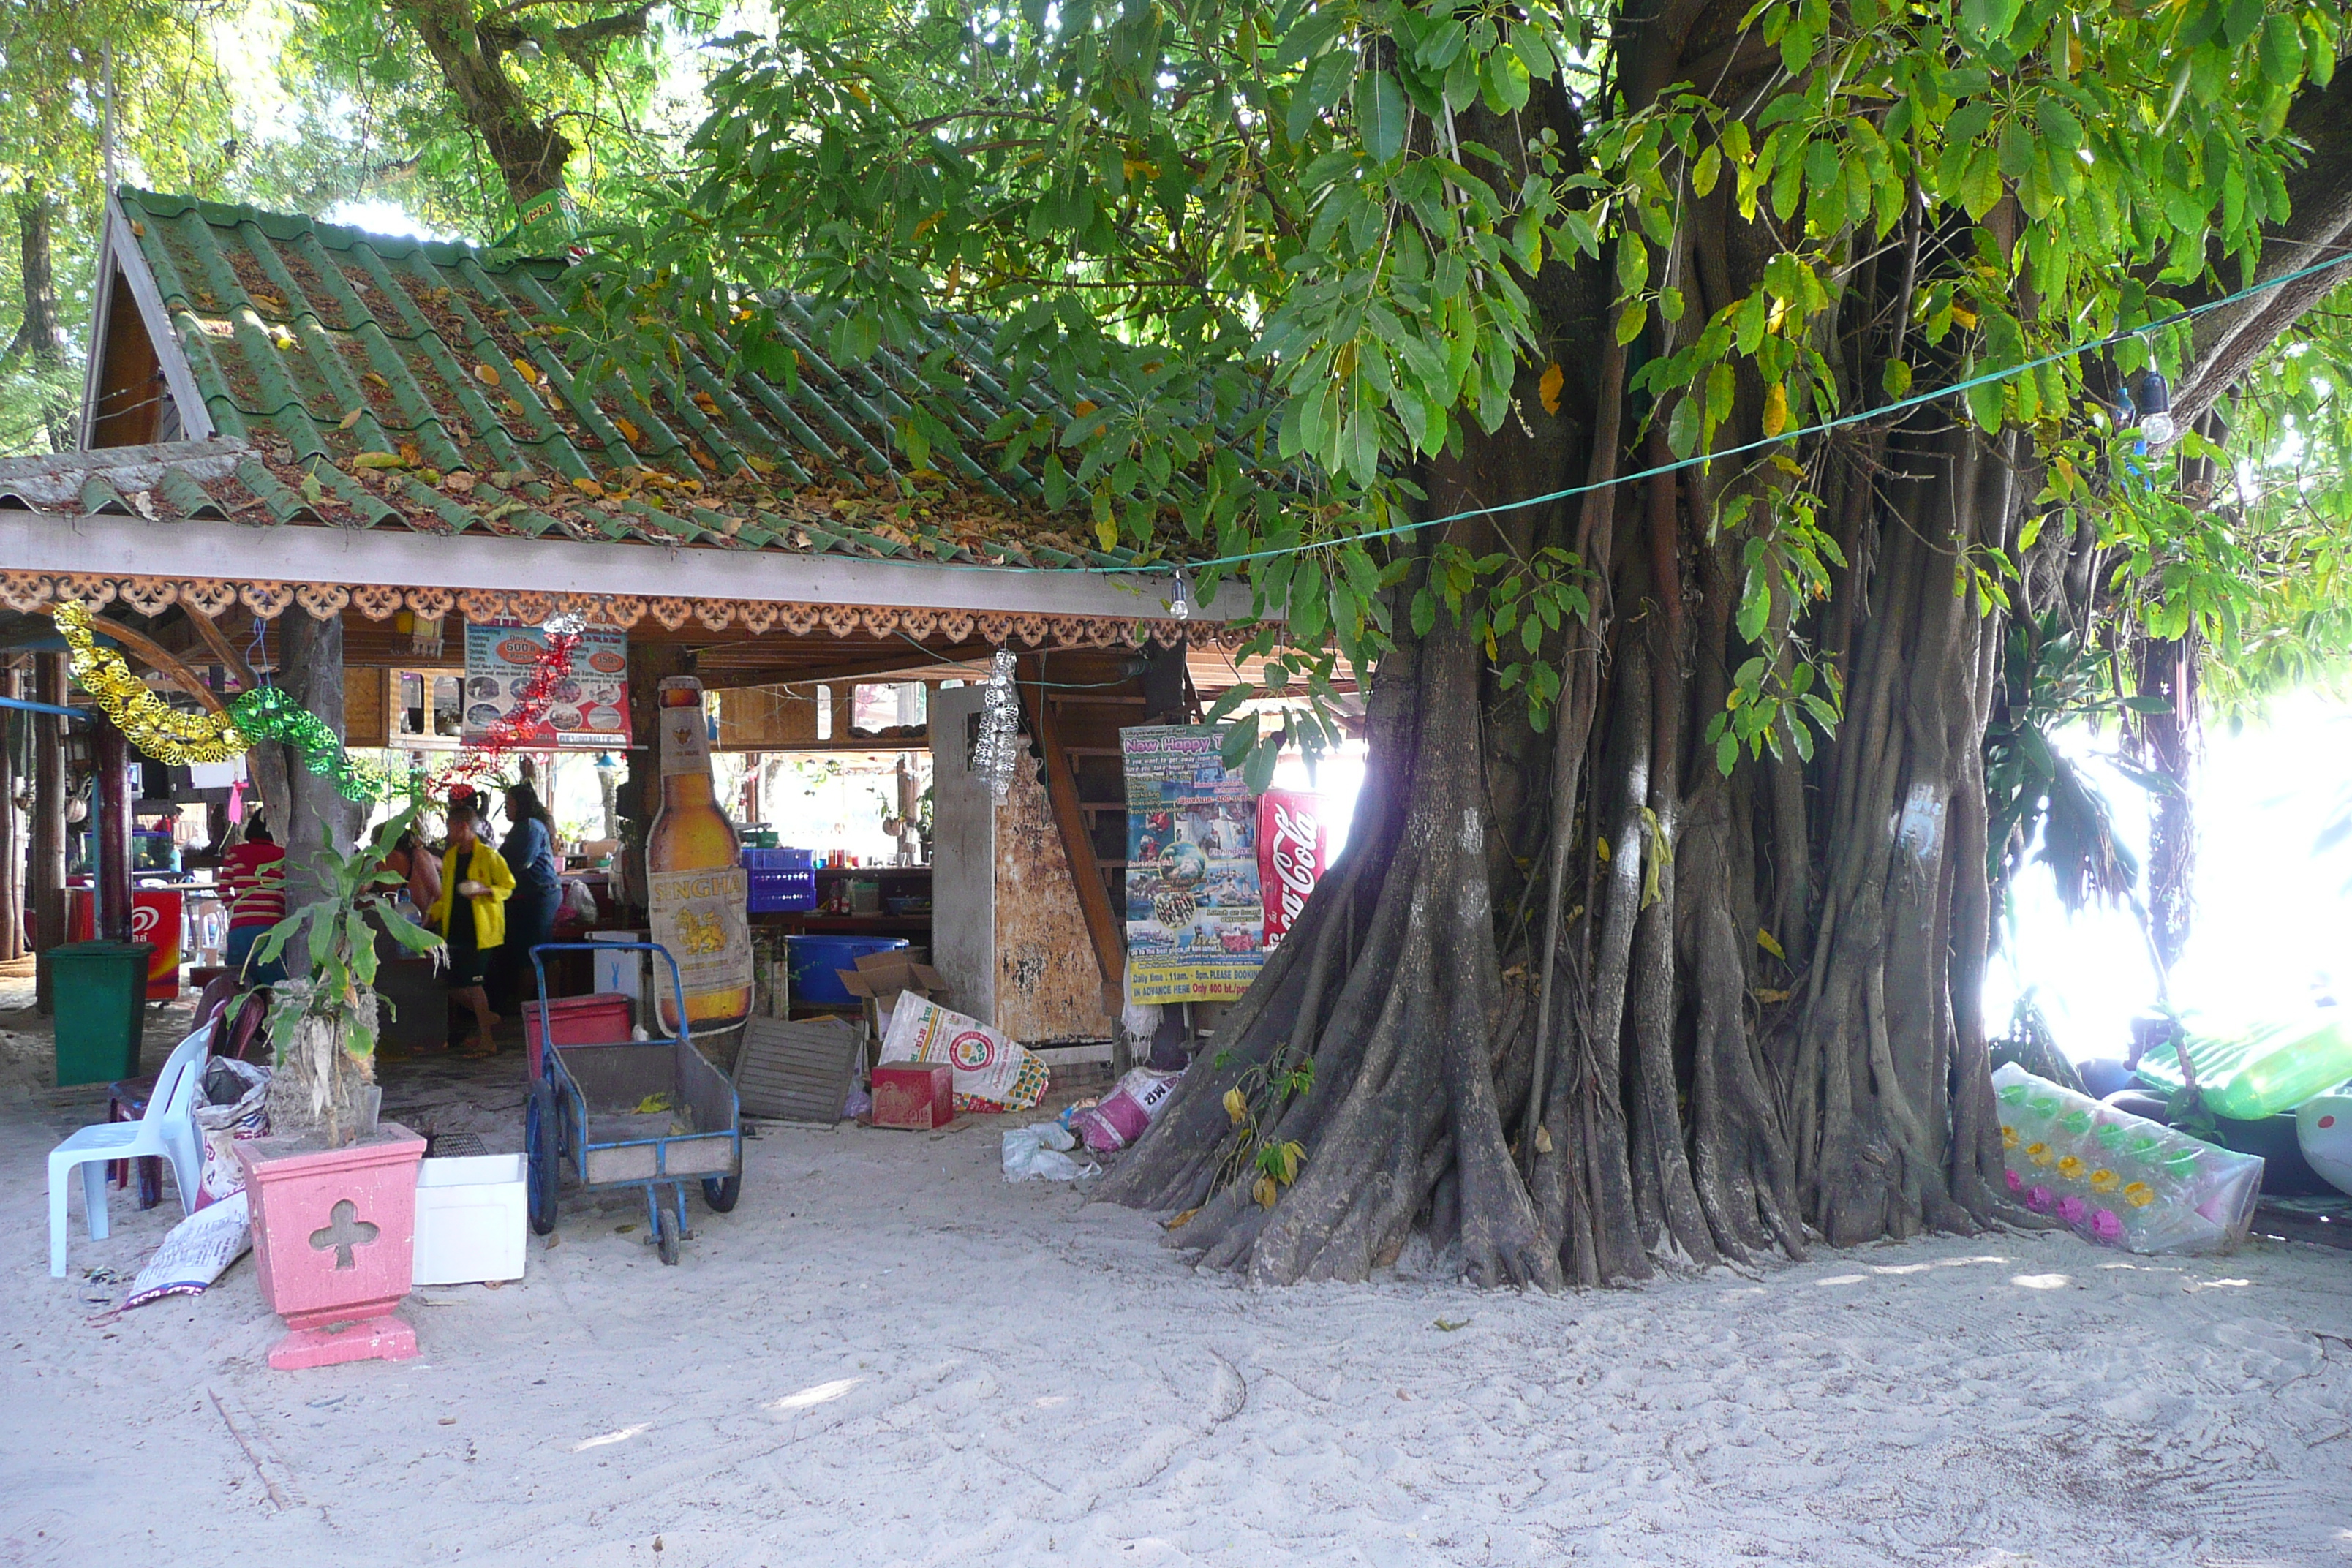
[660,701,712,777]
[649,865,752,1024]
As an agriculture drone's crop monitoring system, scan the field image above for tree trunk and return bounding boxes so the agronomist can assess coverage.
[6,182,72,452]
[257,611,373,1145]
[410,0,575,213]
[1098,65,2038,1284]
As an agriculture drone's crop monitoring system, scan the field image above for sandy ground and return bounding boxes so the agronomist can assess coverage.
[5,989,2352,1567]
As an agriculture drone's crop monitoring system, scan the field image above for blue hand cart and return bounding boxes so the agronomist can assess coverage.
[524,942,743,1264]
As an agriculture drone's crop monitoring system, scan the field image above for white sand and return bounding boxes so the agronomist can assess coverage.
[5,1000,2351,1566]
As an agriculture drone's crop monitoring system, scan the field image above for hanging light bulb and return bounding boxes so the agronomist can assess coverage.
[2134,366,2174,446]
[1169,569,1191,622]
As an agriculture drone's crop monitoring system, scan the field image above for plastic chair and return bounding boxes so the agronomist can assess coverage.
[106,973,245,1204]
[49,1022,213,1278]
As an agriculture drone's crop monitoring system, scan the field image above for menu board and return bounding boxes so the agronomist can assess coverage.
[461,621,630,749]
[1121,725,1266,1004]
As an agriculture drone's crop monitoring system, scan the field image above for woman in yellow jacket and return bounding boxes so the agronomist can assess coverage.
[428,788,516,1058]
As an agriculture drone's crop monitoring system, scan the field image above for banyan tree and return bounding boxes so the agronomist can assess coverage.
[595,0,2352,1284]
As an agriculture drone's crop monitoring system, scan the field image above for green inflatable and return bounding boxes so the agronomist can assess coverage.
[2133,1013,2352,1120]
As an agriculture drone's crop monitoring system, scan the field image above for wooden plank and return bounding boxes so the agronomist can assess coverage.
[344,667,390,748]
[184,606,259,690]
[4,506,1228,623]
[42,607,225,714]
[1029,655,1125,1017]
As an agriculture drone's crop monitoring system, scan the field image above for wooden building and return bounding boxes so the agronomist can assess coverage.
[1,189,1274,1041]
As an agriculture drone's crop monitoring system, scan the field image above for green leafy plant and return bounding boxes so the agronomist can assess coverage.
[1211,1041,1315,1209]
[255,801,443,1145]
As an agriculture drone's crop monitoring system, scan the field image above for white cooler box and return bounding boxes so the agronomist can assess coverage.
[413,1153,527,1285]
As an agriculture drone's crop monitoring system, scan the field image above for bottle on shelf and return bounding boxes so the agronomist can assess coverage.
[646,676,752,1034]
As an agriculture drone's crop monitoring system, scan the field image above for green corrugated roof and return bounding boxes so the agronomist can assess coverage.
[113,188,1164,571]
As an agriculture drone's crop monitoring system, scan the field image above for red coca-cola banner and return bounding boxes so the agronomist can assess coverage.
[1257,790,1330,951]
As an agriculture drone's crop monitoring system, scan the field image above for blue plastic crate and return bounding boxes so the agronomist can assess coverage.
[743,846,817,912]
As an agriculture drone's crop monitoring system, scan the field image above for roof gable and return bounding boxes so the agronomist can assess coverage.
[94,187,1165,573]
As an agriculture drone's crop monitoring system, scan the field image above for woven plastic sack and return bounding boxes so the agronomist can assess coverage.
[192,1057,271,1210]
[878,996,1048,1113]
[1069,1067,1181,1153]
[1994,1063,2264,1255]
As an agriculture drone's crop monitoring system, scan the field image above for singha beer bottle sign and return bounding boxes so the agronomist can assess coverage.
[647,676,752,1034]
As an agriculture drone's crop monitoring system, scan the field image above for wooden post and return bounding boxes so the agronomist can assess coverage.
[94,716,133,943]
[1028,655,1126,1017]
[0,663,21,962]
[31,652,67,1014]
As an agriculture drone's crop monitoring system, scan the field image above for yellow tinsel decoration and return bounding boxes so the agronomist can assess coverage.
[53,600,252,764]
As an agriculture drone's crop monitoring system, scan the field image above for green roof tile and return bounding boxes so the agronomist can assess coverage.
[110,187,1242,574]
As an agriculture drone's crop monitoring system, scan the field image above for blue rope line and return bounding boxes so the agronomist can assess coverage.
[1007,252,2351,579]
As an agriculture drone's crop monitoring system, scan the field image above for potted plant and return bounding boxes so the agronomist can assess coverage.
[235,802,446,1370]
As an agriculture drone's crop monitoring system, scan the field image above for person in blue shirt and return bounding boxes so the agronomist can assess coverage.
[494,780,564,1013]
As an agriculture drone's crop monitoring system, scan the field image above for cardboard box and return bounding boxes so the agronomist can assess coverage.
[837,951,949,1060]
[871,1060,954,1131]
[834,951,947,1009]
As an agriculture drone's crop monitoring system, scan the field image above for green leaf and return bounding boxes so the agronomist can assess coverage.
[2035,98,2084,154]
[1961,143,2003,220]
[1360,72,1409,163]
[2222,0,2263,50]
[1737,566,1770,641]
[1667,395,1703,458]
[1960,0,2022,41]
[2259,13,2304,82]
[1692,144,1722,197]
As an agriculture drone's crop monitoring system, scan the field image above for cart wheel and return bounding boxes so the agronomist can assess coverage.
[527,1082,559,1236]
[701,1174,741,1213]
[654,1202,681,1265]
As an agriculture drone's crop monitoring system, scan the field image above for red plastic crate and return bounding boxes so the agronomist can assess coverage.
[523,992,635,1080]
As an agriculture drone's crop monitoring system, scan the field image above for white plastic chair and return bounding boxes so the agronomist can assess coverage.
[49,1022,213,1278]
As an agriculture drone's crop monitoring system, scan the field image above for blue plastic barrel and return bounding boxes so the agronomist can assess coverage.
[786,935,911,1006]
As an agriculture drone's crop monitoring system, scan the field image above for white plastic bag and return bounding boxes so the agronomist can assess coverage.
[1002,1120,1098,1183]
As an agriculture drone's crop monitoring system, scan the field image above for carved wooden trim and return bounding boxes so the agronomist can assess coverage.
[295,582,350,620]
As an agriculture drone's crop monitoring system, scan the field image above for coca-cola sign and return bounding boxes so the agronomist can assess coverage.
[1257,790,1329,951]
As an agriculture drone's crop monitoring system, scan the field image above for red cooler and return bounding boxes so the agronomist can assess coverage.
[522,992,635,1080]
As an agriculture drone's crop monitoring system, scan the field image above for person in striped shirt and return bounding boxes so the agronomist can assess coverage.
[220,818,288,985]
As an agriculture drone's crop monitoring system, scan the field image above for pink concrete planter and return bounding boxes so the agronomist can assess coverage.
[235,1123,427,1371]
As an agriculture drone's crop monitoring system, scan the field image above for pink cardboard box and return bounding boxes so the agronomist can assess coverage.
[871,1061,954,1131]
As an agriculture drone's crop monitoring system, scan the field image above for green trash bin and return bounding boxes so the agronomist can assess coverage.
[50,941,154,1088]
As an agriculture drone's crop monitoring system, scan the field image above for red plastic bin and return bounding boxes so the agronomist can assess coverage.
[523,992,636,1081]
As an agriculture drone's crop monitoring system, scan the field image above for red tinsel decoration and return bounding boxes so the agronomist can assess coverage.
[416,623,586,798]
